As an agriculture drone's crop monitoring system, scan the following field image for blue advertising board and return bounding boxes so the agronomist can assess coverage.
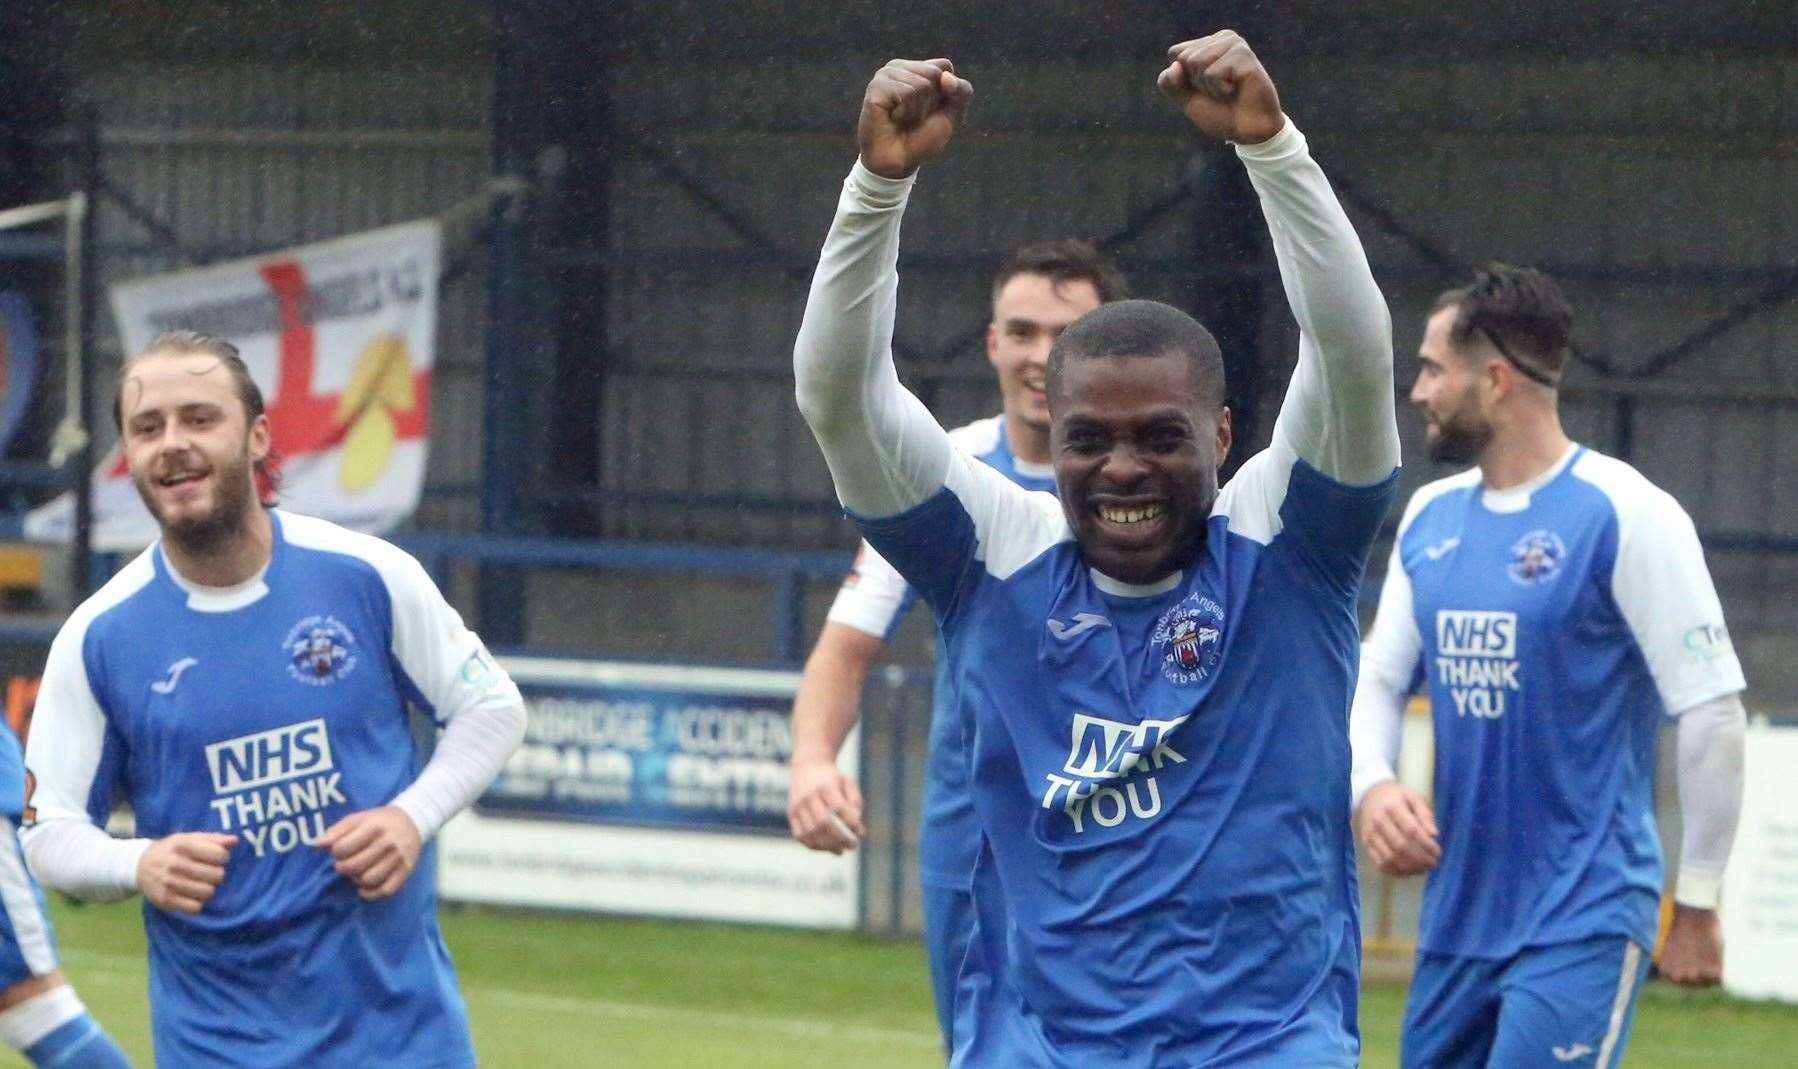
[477,676,795,835]
[0,291,39,455]
[440,657,861,928]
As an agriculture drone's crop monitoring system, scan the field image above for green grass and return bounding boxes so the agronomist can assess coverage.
[14,898,1796,1066]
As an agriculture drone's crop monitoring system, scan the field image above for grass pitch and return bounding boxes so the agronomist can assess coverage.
[18,898,1796,1066]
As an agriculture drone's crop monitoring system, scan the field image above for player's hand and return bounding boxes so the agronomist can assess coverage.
[858,58,973,179]
[787,757,865,854]
[318,805,422,901]
[137,831,237,914]
[1356,780,1441,877]
[1157,31,1285,145]
[1659,904,1724,986]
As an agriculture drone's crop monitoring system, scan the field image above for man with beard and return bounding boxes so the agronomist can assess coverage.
[786,239,1126,1052]
[22,331,526,1067]
[794,32,1398,1065]
[1350,266,1747,1068]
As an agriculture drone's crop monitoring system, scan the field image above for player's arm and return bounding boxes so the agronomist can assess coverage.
[1606,489,1747,985]
[1160,32,1397,487]
[1349,539,1440,876]
[1658,692,1746,986]
[788,540,913,853]
[793,58,972,521]
[789,623,882,853]
[320,550,526,901]
[21,620,236,913]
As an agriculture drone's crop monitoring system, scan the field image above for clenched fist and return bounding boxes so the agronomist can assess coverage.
[138,831,237,914]
[1355,780,1441,877]
[1157,31,1285,145]
[858,58,974,179]
[318,805,422,901]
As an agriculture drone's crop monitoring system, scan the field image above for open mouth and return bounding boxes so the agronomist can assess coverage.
[157,470,209,489]
[1097,503,1165,525]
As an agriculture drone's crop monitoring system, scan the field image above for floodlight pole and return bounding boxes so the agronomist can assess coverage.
[70,110,100,599]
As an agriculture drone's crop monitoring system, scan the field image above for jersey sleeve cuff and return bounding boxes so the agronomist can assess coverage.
[1232,117,1302,162]
[391,790,446,843]
[1674,870,1723,910]
[847,160,916,209]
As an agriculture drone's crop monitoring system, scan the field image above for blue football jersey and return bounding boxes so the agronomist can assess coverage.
[859,440,1395,1066]
[1364,446,1745,958]
[25,509,522,1068]
[826,415,1056,888]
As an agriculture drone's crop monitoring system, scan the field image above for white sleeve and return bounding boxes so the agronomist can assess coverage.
[378,552,527,840]
[1672,693,1747,909]
[21,821,145,902]
[793,162,954,519]
[1610,490,1746,715]
[1350,541,1423,808]
[1237,122,1399,487]
[824,541,911,639]
[20,618,149,900]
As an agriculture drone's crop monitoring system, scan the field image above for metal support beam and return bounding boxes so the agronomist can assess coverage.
[70,111,100,599]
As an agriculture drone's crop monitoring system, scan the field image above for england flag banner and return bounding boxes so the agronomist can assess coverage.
[26,220,441,549]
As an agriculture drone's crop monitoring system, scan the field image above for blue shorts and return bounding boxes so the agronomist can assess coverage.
[1402,936,1650,1068]
[922,880,978,1053]
[0,814,59,990]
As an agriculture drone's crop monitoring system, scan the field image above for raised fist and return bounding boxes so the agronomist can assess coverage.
[857,58,974,179]
[1157,31,1285,146]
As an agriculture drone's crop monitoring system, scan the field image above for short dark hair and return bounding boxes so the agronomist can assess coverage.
[1433,264,1573,387]
[1045,299,1225,407]
[992,239,1128,306]
[115,330,281,502]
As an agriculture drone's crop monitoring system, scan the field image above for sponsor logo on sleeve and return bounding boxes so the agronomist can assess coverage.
[1434,610,1520,719]
[1508,529,1566,585]
[283,615,358,686]
[204,719,346,856]
[1682,622,1733,662]
[459,645,501,693]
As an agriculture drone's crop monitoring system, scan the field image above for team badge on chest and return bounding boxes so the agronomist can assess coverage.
[284,615,359,686]
[1151,592,1225,685]
[1507,529,1566,586]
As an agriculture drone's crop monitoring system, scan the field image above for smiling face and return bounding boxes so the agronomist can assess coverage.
[1411,306,1495,464]
[119,350,270,548]
[1051,351,1231,585]
[987,274,1104,440]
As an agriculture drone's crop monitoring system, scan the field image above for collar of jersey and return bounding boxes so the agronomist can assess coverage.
[1480,442,1581,514]
[157,510,281,612]
[1089,567,1183,598]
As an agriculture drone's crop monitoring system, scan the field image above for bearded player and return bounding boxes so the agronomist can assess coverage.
[23,331,526,1067]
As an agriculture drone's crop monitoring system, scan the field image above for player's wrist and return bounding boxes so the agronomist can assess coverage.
[1232,116,1300,160]
[1673,871,1723,911]
[847,159,916,207]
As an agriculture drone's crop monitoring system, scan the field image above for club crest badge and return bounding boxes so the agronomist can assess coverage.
[284,615,359,686]
[1151,593,1225,685]
[1508,529,1566,586]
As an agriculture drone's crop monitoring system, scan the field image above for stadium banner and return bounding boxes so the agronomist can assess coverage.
[438,657,861,929]
[0,291,39,456]
[1721,721,1798,1003]
[24,221,441,549]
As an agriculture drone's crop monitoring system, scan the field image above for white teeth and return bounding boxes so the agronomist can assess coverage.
[1099,505,1165,525]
